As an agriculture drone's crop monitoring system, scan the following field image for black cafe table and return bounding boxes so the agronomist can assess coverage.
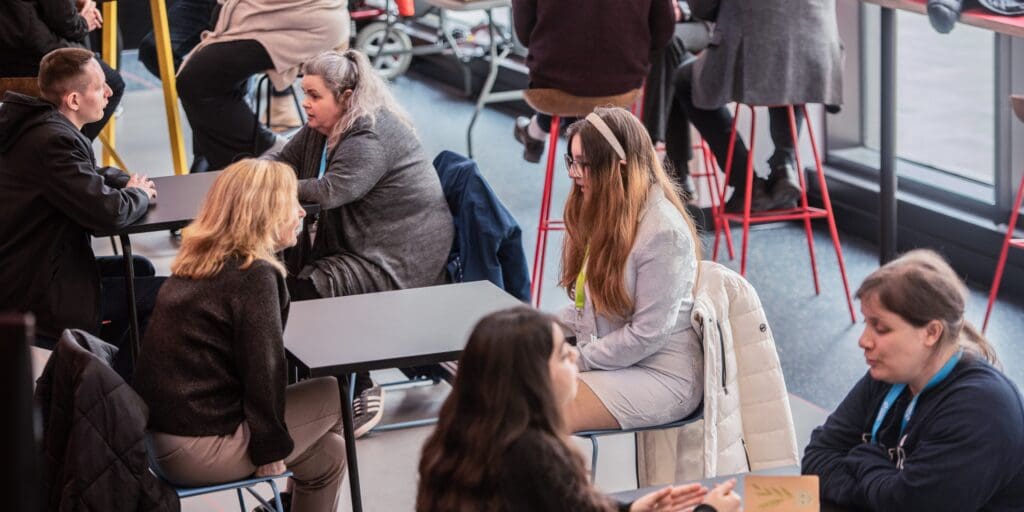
[610,465,863,512]
[283,280,524,512]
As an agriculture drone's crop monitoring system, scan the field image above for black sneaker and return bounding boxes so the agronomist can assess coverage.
[251,491,291,512]
[514,116,546,164]
[352,385,385,439]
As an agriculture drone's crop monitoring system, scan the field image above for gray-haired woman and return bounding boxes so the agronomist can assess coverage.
[272,49,455,437]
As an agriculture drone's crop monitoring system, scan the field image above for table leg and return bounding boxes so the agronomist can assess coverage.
[340,372,363,512]
[880,7,898,264]
[120,234,141,364]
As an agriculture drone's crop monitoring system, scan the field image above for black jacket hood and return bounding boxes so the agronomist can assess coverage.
[0,92,63,154]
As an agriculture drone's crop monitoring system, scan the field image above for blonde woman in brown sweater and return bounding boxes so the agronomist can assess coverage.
[134,159,346,512]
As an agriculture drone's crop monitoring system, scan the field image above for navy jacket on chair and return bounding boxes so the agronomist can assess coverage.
[433,151,531,302]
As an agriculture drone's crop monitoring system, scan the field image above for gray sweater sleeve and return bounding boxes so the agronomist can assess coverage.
[576,227,697,371]
[296,124,388,209]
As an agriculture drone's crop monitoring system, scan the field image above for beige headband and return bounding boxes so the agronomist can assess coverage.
[585,112,626,161]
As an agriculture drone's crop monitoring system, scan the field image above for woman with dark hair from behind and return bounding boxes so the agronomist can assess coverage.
[802,249,1024,511]
[417,307,741,512]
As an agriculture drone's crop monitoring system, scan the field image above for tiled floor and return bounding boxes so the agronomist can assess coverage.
[30,52,1021,511]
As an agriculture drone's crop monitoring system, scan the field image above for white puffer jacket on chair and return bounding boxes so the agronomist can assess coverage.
[636,261,799,485]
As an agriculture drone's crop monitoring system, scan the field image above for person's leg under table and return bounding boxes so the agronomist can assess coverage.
[98,254,165,378]
[283,377,348,512]
[176,39,278,171]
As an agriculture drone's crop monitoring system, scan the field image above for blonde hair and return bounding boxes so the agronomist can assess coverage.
[302,49,412,148]
[172,159,298,279]
[559,107,703,318]
[856,249,999,365]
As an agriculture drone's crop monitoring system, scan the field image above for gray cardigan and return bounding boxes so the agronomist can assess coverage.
[275,109,454,296]
[690,0,843,109]
[558,186,700,374]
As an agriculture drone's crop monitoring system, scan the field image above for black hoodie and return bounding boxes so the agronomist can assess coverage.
[0,92,149,339]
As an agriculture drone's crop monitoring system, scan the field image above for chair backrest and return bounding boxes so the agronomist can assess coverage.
[0,313,39,512]
[523,88,642,117]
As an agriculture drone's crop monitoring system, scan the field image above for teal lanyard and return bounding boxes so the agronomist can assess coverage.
[317,144,329,179]
[870,349,963,444]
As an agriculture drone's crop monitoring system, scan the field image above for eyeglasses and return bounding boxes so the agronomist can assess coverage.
[564,153,590,176]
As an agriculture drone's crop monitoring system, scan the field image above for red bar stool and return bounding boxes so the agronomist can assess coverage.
[690,137,735,261]
[716,104,856,323]
[983,94,1024,332]
[524,88,642,308]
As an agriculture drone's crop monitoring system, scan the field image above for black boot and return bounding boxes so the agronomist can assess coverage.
[766,162,801,209]
[514,116,546,163]
[724,178,774,213]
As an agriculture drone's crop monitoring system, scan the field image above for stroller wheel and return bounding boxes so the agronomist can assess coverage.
[354,21,414,80]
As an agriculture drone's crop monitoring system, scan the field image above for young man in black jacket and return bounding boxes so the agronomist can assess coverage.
[0,48,160,374]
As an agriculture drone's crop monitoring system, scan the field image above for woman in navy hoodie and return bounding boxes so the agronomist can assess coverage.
[802,249,1024,511]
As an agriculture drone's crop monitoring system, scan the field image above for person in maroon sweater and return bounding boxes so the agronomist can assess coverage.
[511,0,676,162]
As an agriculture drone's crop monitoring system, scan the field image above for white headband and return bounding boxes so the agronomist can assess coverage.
[585,112,626,161]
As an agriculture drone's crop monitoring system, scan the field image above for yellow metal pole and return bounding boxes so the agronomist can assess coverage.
[150,0,188,175]
[100,0,118,168]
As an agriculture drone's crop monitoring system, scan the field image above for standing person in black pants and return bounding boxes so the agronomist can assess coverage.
[671,0,843,213]
[175,0,349,171]
[0,0,124,141]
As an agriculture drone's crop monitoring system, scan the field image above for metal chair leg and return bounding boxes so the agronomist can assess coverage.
[589,436,600,482]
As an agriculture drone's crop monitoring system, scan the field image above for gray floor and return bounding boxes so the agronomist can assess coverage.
[42,52,1023,510]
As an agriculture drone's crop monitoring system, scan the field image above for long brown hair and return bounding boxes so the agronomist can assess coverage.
[416,307,612,512]
[856,249,998,365]
[559,107,702,318]
[172,159,297,279]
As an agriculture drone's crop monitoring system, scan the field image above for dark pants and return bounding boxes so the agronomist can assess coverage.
[671,59,804,189]
[34,255,162,367]
[81,57,125,141]
[138,0,219,78]
[534,114,578,135]
[176,39,278,171]
[95,256,164,378]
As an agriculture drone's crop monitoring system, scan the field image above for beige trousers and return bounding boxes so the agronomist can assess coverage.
[151,377,346,512]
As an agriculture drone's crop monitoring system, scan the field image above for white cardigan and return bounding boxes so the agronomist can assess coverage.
[636,261,799,484]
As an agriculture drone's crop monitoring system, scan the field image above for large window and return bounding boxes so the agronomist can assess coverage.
[827,0,1024,217]
[864,12,996,184]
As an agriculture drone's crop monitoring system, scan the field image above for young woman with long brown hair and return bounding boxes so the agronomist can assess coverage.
[802,249,1024,510]
[134,159,347,512]
[417,307,740,512]
[556,106,704,432]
